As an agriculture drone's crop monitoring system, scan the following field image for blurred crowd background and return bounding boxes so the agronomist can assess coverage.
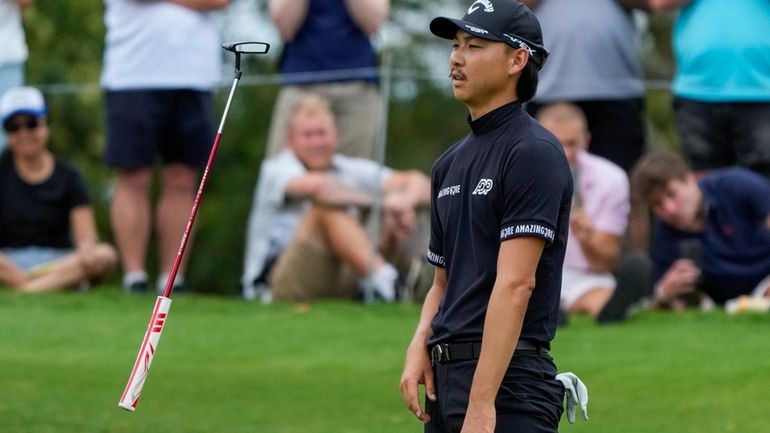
[6,0,693,295]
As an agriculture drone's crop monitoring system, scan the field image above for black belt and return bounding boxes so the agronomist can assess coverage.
[430,340,548,365]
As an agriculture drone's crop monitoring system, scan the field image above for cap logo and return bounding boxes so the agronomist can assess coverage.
[464,24,488,34]
[503,34,535,56]
[467,0,494,14]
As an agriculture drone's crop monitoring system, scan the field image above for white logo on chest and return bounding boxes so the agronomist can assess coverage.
[472,178,493,195]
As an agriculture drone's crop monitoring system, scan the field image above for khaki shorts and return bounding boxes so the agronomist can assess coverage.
[269,237,359,302]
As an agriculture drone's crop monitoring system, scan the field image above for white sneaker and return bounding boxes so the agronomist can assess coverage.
[123,271,148,293]
[360,263,398,303]
[156,273,185,295]
[243,283,272,304]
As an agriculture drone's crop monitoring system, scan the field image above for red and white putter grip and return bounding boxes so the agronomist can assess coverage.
[118,296,172,412]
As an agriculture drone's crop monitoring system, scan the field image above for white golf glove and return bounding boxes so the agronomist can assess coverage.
[556,372,589,423]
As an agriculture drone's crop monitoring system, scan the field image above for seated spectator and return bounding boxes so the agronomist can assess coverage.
[241,94,430,303]
[537,103,630,320]
[632,151,770,309]
[0,86,117,292]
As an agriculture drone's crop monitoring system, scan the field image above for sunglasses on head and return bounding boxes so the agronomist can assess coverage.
[3,117,41,133]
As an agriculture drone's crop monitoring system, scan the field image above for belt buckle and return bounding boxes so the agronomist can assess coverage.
[430,344,442,366]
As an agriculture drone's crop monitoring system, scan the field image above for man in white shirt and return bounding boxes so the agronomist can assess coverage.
[101,0,229,294]
[241,93,430,302]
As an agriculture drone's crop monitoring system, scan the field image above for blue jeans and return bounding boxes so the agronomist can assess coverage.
[2,247,71,272]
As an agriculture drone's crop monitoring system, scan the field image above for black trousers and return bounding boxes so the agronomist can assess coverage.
[425,351,564,433]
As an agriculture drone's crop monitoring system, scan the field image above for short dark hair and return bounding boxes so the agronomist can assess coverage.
[631,151,690,203]
[517,61,539,103]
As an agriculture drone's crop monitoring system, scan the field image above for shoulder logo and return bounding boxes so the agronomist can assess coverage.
[468,0,494,14]
[472,178,493,195]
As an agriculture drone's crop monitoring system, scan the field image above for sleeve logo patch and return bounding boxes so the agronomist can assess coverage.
[426,250,446,266]
[501,224,555,241]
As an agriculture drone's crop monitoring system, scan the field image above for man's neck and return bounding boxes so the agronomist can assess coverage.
[466,94,518,121]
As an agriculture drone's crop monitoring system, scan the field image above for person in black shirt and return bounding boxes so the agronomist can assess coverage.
[0,86,117,292]
[399,2,573,432]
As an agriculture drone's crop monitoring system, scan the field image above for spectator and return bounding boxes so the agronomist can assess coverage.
[0,0,33,151]
[648,0,770,179]
[537,103,630,320]
[241,94,430,303]
[632,151,770,310]
[522,0,647,174]
[101,0,229,293]
[265,0,389,159]
[0,86,117,292]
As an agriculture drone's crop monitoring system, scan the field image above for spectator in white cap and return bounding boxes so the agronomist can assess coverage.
[0,86,118,292]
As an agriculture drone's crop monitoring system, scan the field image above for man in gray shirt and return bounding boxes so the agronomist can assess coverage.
[522,0,646,173]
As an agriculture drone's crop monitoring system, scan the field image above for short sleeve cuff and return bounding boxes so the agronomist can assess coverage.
[426,249,446,268]
[500,221,556,245]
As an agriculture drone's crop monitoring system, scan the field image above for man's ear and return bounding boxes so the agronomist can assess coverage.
[581,131,592,150]
[508,48,529,75]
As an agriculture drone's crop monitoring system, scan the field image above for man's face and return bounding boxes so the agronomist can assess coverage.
[4,114,49,158]
[287,111,337,171]
[449,31,516,109]
[649,175,702,231]
[541,118,589,167]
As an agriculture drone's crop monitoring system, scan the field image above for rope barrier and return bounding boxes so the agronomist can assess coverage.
[30,67,674,95]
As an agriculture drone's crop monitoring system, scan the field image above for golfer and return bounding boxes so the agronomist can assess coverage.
[399,1,572,432]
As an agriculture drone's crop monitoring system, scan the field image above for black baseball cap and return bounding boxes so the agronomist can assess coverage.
[430,0,549,70]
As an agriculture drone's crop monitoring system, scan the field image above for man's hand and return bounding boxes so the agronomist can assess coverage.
[568,203,621,271]
[382,190,418,238]
[460,400,496,433]
[615,0,691,12]
[657,259,700,300]
[569,206,594,243]
[645,0,692,12]
[76,244,109,279]
[167,0,230,12]
[399,343,435,424]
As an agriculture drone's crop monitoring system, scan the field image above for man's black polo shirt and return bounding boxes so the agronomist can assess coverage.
[426,101,572,347]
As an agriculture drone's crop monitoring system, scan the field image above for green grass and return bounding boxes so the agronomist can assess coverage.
[1,289,768,433]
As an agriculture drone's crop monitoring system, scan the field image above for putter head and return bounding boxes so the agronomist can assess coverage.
[222,41,270,55]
